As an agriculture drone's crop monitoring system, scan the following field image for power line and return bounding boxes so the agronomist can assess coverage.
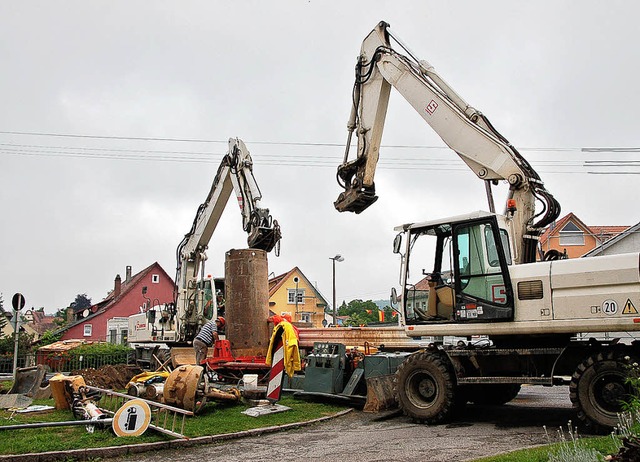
[1,131,638,174]
[2,141,631,164]
[2,130,640,153]
[2,149,639,174]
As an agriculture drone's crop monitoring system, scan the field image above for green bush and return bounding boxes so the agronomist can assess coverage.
[37,330,63,347]
[0,332,34,355]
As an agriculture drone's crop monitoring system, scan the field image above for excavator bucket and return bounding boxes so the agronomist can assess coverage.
[248,224,281,252]
[334,188,378,214]
[9,365,51,399]
[363,374,397,413]
[171,347,197,367]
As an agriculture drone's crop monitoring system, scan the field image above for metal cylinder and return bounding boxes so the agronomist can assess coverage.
[224,248,270,357]
[127,383,146,397]
[145,383,164,400]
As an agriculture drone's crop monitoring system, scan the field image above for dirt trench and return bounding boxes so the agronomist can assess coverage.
[69,364,142,391]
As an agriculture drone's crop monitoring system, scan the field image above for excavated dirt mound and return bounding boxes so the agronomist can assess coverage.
[70,364,142,391]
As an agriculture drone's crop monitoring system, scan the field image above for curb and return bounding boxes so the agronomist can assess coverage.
[0,408,354,462]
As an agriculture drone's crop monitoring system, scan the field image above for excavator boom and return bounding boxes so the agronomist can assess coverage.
[335,21,559,264]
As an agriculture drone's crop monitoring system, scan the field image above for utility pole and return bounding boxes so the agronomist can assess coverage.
[329,255,344,326]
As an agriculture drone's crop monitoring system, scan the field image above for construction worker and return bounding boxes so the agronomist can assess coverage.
[193,316,225,365]
[215,290,225,317]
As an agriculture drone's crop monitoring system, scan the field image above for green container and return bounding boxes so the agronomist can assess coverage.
[363,352,411,379]
[303,343,347,394]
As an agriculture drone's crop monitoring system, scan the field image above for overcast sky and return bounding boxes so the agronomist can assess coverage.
[1,1,638,314]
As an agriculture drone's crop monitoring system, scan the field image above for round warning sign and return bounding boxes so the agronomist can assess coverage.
[112,399,151,437]
[602,299,619,316]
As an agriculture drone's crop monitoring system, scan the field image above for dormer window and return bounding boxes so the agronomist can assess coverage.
[559,222,584,246]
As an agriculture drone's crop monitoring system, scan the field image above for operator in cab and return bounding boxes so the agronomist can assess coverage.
[193,316,225,365]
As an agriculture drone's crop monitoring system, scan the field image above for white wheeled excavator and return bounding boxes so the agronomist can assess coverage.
[335,21,640,432]
[128,137,281,348]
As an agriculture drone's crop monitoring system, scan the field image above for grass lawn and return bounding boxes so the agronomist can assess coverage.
[0,394,349,455]
[472,434,621,462]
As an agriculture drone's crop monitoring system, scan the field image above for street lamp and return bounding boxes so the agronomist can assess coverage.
[329,254,344,326]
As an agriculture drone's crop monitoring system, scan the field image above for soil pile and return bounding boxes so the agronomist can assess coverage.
[70,364,142,390]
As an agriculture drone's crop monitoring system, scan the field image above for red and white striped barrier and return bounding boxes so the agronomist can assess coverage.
[266,331,285,403]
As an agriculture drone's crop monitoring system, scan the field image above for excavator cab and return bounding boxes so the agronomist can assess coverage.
[397,211,514,325]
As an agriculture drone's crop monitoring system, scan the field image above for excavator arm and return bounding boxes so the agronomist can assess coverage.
[335,21,559,264]
[174,137,282,341]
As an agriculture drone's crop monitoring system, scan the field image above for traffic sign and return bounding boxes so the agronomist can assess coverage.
[112,399,151,437]
[11,293,25,311]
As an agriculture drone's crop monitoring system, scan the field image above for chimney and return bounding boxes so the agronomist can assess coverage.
[67,308,74,324]
[114,274,122,297]
[125,266,132,283]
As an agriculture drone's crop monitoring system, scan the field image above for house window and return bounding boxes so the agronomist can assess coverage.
[83,324,92,337]
[121,329,128,345]
[559,222,585,246]
[301,313,311,323]
[152,274,160,284]
[288,289,305,304]
[109,329,117,343]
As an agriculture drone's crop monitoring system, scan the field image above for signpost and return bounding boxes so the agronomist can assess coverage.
[11,293,25,381]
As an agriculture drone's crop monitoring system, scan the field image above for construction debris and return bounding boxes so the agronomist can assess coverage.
[0,394,33,410]
[9,365,51,399]
[242,403,291,417]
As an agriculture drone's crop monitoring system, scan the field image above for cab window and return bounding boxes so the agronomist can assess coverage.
[455,222,507,305]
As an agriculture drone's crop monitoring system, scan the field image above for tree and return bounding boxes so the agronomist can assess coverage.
[73,294,92,310]
[53,307,69,327]
[339,299,382,326]
[0,293,7,334]
[0,331,34,355]
[336,299,399,326]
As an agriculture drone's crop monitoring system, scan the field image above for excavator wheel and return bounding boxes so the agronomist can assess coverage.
[395,351,456,424]
[466,384,522,406]
[570,350,636,434]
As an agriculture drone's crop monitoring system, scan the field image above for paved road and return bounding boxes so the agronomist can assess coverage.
[112,386,574,462]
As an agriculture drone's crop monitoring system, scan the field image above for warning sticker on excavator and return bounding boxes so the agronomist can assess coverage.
[622,299,638,315]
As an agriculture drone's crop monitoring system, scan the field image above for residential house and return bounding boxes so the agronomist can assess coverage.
[0,309,38,343]
[22,308,57,341]
[539,213,629,259]
[583,221,640,257]
[268,267,328,328]
[406,276,431,319]
[60,263,174,343]
[0,308,13,338]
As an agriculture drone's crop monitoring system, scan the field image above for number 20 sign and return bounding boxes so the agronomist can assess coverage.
[602,299,618,316]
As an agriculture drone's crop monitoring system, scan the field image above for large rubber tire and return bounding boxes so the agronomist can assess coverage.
[155,349,172,370]
[395,351,456,424]
[467,384,522,405]
[570,351,635,434]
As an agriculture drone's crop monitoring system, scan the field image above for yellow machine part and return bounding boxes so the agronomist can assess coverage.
[49,374,86,410]
[163,365,206,413]
[170,347,197,367]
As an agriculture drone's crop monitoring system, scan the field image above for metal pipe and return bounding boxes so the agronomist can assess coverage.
[329,255,345,326]
[332,259,336,326]
[0,418,113,431]
[485,180,496,213]
[12,312,19,382]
